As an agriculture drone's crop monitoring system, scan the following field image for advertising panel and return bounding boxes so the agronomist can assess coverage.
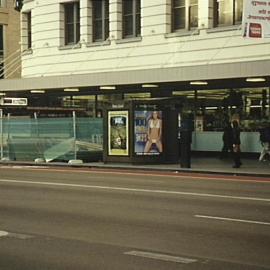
[108,111,129,156]
[242,0,270,38]
[134,110,163,155]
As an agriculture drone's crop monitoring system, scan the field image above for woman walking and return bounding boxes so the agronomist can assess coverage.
[231,120,242,168]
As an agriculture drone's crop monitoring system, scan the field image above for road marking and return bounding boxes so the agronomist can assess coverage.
[1,165,270,183]
[124,251,197,264]
[0,230,33,239]
[0,178,270,202]
[0,231,9,237]
[195,215,270,226]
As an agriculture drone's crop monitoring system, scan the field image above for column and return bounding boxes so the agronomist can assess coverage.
[109,0,122,40]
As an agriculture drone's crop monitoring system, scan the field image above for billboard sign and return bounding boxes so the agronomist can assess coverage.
[134,110,163,155]
[242,0,270,38]
[108,110,129,156]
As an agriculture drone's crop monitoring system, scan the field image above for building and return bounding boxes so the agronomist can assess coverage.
[0,0,21,79]
[0,0,269,160]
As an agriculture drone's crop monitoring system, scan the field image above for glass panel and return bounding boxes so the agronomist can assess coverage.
[1,117,103,162]
[174,0,185,7]
[65,4,74,23]
[93,0,102,19]
[136,13,141,35]
[66,23,74,44]
[0,25,3,53]
[189,3,198,28]
[234,0,243,24]
[217,0,233,26]
[123,0,133,15]
[136,0,140,13]
[27,13,32,49]
[124,15,133,37]
[105,18,109,39]
[76,21,80,43]
[173,7,185,30]
[94,20,103,41]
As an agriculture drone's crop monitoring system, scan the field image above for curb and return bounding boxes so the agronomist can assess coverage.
[1,160,270,179]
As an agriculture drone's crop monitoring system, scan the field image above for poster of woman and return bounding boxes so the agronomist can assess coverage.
[134,110,163,155]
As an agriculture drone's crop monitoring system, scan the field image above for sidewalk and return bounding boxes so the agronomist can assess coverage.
[87,157,270,177]
[1,157,269,177]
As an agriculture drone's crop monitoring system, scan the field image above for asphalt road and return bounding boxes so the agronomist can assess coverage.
[0,165,269,270]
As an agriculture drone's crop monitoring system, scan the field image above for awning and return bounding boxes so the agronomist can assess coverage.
[0,59,269,92]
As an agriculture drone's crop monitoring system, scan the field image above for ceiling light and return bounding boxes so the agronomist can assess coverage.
[30,90,45,93]
[142,84,159,88]
[64,88,79,92]
[99,86,116,90]
[190,81,208,85]
[246,77,266,82]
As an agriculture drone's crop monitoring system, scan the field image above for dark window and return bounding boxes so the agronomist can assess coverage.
[64,2,80,45]
[0,25,3,79]
[27,12,32,49]
[123,0,141,38]
[214,0,243,27]
[93,0,109,42]
[172,0,198,32]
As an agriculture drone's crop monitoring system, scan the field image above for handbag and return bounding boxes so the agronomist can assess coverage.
[233,144,240,153]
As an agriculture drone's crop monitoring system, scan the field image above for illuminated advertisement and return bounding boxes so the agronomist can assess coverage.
[108,111,129,156]
[134,110,163,155]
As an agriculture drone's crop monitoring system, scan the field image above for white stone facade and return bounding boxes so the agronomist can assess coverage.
[21,0,270,79]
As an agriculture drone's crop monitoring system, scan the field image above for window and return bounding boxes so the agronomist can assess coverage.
[0,25,3,78]
[0,0,6,8]
[93,0,109,42]
[123,0,141,38]
[27,12,32,49]
[172,0,198,32]
[214,0,243,27]
[64,2,80,45]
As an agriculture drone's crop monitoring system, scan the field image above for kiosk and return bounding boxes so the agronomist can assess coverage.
[103,98,184,164]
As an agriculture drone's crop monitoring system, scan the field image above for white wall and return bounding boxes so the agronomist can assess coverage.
[21,0,270,78]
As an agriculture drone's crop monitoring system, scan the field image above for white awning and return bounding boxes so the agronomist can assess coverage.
[0,59,269,92]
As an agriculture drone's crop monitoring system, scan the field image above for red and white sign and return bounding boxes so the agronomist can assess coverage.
[242,0,270,38]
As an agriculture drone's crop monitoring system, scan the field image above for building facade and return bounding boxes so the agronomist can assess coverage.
[20,0,268,79]
[0,0,21,79]
[0,0,269,158]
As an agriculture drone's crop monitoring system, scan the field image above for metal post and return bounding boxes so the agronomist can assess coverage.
[0,109,3,160]
[72,111,77,160]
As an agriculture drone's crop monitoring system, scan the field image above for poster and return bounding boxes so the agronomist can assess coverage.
[108,111,129,156]
[134,110,163,155]
[242,0,270,38]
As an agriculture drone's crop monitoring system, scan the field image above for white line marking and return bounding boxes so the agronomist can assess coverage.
[124,251,197,264]
[195,215,270,226]
[0,178,269,202]
[1,165,270,184]
[0,231,9,237]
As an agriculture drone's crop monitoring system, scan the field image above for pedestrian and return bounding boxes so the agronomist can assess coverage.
[220,120,233,159]
[231,120,242,168]
[259,123,270,161]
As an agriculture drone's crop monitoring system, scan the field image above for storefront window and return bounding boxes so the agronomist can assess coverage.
[174,88,270,132]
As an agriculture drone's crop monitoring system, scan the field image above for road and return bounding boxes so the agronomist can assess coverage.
[0,165,269,270]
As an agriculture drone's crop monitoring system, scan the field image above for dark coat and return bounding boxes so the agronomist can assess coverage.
[232,126,241,145]
[222,125,233,145]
